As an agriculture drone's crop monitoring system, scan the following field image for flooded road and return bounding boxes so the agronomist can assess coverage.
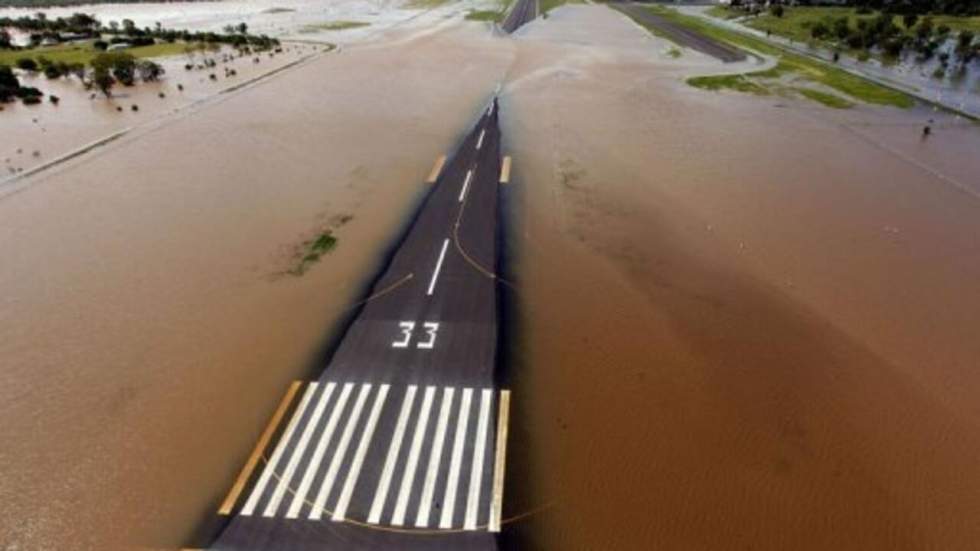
[3,4,980,551]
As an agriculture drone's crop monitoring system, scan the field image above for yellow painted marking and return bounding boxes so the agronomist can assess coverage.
[488,389,510,532]
[499,156,512,184]
[427,155,447,184]
[218,381,303,515]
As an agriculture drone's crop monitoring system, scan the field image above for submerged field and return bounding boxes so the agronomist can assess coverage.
[3,3,980,551]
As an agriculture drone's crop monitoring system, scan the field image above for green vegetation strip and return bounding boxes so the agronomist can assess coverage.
[640,6,913,109]
[0,40,199,66]
[291,232,338,276]
[467,10,505,23]
[541,0,585,17]
[299,21,370,33]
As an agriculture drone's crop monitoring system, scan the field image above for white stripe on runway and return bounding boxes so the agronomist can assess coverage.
[241,382,317,516]
[415,387,454,528]
[426,239,450,296]
[310,383,372,520]
[440,388,473,529]
[465,389,493,530]
[476,129,486,150]
[391,386,436,526]
[332,384,390,522]
[287,383,354,519]
[368,385,418,524]
[263,382,333,517]
[458,170,473,202]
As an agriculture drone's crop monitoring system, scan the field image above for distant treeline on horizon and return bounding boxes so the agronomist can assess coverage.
[0,0,214,8]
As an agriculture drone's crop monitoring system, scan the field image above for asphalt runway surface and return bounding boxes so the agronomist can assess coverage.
[502,0,539,33]
[614,3,747,63]
[210,99,508,551]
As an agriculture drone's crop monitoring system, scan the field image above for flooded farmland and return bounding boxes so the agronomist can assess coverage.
[2,3,980,551]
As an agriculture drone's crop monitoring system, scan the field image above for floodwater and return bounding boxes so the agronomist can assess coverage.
[0,21,512,550]
[2,3,980,551]
[501,6,980,550]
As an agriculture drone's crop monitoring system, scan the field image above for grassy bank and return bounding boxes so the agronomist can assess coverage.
[636,6,913,109]
[0,41,200,66]
[466,10,506,22]
[299,21,370,33]
[541,0,585,17]
[714,6,980,37]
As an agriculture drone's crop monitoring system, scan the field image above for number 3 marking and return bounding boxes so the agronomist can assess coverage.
[417,322,439,349]
[392,321,415,348]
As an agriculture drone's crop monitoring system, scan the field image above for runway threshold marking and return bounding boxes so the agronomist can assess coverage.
[427,156,447,184]
[392,386,437,526]
[465,389,493,530]
[263,382,334,517]
[459,170,474,202]
[332,384,391,521]
[488,390,511,532]
[368,385,419,524]
[476,129,486,150]
[440,388,474,529]
[311,383,373,520]
[288,383,355,519]
[218,380,302,515]
[426,239,450,296]
[415,387,455,527]
[241,382,318,516]
[500,156,512,183]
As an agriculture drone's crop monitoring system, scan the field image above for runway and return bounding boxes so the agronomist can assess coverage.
[210,99,510,551]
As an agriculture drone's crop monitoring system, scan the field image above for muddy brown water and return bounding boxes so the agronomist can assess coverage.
[3,4,980,551]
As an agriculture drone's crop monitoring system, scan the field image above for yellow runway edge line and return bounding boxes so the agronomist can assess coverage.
[499,156,512,184]
[427,155,447,184]
[218,381,304,515]
[489,389,511,532]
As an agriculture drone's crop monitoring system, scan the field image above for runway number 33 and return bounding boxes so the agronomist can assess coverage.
[391,321,440,350]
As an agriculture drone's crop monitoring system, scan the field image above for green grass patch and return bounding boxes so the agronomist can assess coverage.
[0,40,201,66]
[406,0,453,8]
[299,21,370,33]
[705,6,742,20]
[688,73,771,95]
[540,0,584,16]
[667,47,682,58]
[290,231,338,276]
[466,10,505,22]
[742,6,980,40]
[795,87,854,108]
[640,6,913,108]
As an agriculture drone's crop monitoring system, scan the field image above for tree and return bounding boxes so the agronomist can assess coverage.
[771,4,785,17]
[0,29,12,49]
[833,16,850,40]
[902,12,918,30]
[0,64,21,102]
[811,21,830,40]
[122,18,136,35]
[917,16,934,39]
[91,51,136,95]
[15,57,38,72]
[136,59,164,82]
[237,22,248,34]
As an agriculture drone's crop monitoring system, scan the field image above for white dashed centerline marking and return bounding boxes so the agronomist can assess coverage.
[465,389,492,530]
[391,386,436,526]
[289,383,354,519]
[368,385,418,524]
[458,170,473,203]
[241,382,317,517]
[415,387,455,528]
[440,388,473,529]
[332,384,390,522]
[476,130,486,150]
[426,239,450,296]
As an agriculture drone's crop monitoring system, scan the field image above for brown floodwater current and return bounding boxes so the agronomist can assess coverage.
[3,5,980,551]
